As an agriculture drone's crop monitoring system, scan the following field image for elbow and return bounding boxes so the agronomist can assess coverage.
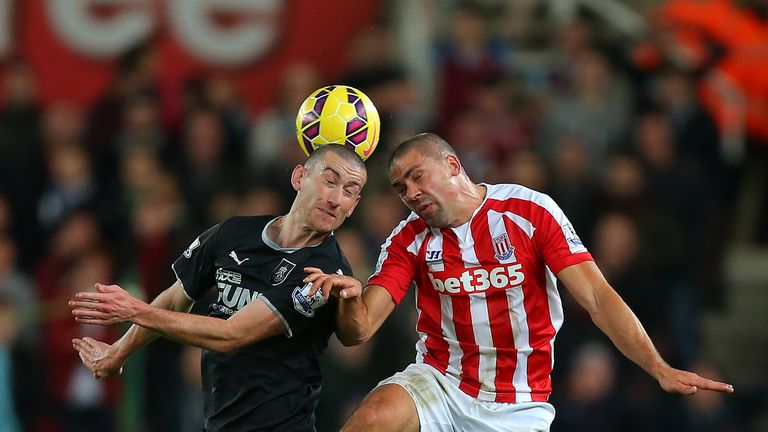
[210,331,248,353]
[210,339,246,353]
[583,284,609,318]
[336,327,373,347]
[337,334,369,347]
[585,299,604,325]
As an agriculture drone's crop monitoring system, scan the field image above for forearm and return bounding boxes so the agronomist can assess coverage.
[335,285,395,346]
[336,296,375,346]
[589,287,667,379]
[132,307,239,352]
[113,283,193,359]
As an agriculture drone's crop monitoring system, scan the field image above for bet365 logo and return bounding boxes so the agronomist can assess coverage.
[428,264,525,294]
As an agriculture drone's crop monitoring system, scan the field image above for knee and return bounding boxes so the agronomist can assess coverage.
[341,386,417,432]
[344,402,385,430]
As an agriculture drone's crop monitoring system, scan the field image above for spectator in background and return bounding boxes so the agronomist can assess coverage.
[344,26,398,78]
[495,149,549,193]
[342,25,427,160]
[551,342,623,432]
[590,214,650,328]
[127,173,188,432]
[0,58,44,269]
[470,76,533,164]
[205,75,250,163]
[653,69,724,183]
[447,76,531,180]
[104,145,166,237]
[178,346,204,431]
[538,50,632,175]
[635,112,706,367]
[37,216,101,301]
[597,154,647,216]
[358,190,408,258]
[435,2,506,134]
[129,173,186,304]
[0,195,10,233]
[653,69,729,307]
[42,102,84,151]
[0,234,44,431]
[35,210,105,430]
[84,41,160,173]
[0,57,41,169]
[37,145,98,235]
[548,19,596,94]
[249,62,322,179]
[445,109,494,178]
[0,295,22,432]
[316,337,379,432]
[44,250,120,432]
[680,362,734,432]
[178,108,230,230]
[335,228,373,279]
[546,134,598,238]
[240,187,286,217]
[0,235,37,345]
[115,94,166,160]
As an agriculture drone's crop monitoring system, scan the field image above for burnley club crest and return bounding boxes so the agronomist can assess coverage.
[270,258,296,285]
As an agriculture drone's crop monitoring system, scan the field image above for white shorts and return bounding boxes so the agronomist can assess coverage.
[377,363,555,432]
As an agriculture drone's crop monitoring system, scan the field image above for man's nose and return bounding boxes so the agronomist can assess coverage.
[327,188,343,207]
[404,184,420,203]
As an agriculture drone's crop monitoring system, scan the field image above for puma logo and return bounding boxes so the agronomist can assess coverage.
[229,251,249,265]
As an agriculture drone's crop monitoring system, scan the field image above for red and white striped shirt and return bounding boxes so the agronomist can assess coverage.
[368,184,592,403]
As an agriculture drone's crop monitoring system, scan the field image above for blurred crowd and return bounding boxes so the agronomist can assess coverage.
[1,1,767,431]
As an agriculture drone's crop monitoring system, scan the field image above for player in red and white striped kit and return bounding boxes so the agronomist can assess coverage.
[305,133,733,432]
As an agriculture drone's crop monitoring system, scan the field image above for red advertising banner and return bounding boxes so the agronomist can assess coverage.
[2,0,380,113]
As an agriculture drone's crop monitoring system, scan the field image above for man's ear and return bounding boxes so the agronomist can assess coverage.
[446,154,462,176]
[290,165,307,192]
[346,195,361,218]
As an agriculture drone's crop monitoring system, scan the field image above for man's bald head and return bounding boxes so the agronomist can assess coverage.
[305,144,366,174]
[388,133,457,170]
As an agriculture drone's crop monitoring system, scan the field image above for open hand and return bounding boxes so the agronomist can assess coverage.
[303,267,363,301]
[72,336,124,379]
[657,366,734,395]
[69,283,147,326]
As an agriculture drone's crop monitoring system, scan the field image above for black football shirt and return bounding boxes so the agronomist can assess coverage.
[172,215,352,432]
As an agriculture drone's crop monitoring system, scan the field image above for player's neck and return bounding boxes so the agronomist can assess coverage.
[447,182,486,228]
[268,215,327,249]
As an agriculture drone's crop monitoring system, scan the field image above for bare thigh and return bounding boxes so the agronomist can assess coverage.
[340,384,420,432]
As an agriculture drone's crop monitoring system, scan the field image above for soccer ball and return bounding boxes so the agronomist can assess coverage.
[296,85,380,161]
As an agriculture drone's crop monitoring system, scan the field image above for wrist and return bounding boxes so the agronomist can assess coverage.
[649,359,670,380]
[109,341,129,363]
[131,300,153,326]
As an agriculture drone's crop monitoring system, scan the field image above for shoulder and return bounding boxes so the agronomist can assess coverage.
[390,213,429,241]
[484,183,561,215]
[218,215,275,235]
[485,183,550,204]
[208,215,275,249]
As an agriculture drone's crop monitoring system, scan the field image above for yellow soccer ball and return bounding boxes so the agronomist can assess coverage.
[296,85,380,161]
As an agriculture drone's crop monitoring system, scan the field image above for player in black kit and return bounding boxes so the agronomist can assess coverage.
[69,145,367,431]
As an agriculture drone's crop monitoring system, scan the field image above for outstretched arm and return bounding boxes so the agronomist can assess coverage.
[304,267,396,346]
[71,282,285,353]
[558,261,734,395]
[72,281,193,378]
